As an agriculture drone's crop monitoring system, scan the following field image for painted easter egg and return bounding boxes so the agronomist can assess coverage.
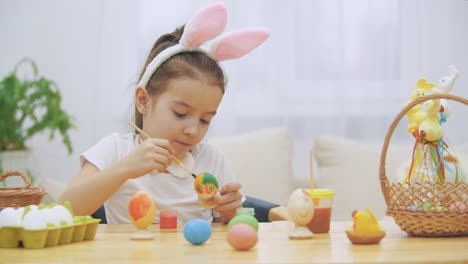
[227,223,258,250]
[128,191,156,229]
[194,173,219,199]
[449,202,467,212]
[287,188,315,226]
[183,218,212,245]
[227,214,259,231]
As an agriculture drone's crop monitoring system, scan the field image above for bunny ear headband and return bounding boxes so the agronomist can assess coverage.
[138,1,271,90]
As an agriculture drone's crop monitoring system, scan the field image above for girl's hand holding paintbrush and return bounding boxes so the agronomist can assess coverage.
[129,123,242,222]
[120,137,174,178]
[129,122,197,178]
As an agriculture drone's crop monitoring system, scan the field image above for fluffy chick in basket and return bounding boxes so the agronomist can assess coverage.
[405,78,434,134]
[418,97,443,142]
[346,208,385,244]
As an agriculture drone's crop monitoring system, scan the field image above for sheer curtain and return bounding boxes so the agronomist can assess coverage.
[138,0,468,186]
[1,0,467,188]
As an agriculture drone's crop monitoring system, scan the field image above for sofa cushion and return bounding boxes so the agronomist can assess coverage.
[209,127,294,206]
[313,135,468,221]
[312,135,411,221]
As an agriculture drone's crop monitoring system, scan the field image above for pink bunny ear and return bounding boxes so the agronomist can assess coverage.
[180,2,228,48]
[210,28,270,61]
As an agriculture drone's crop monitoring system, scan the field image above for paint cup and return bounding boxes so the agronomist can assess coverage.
[306,189,335,233]
[160,210,178,229]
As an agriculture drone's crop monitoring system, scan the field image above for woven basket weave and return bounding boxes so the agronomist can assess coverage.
[0,170,46,210]
[380,93,468,237]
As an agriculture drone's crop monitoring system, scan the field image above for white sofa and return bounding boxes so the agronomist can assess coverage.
[37,127,468,221]
[37,127,295,205]
[208,127,295,206]
[211,128,468,221]
[312,135,468,221]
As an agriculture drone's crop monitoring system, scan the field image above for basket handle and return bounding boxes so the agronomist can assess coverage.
[0,170,32,188]
[379,93,468,206]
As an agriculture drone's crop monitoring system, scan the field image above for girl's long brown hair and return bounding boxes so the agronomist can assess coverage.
[135,26,226,129]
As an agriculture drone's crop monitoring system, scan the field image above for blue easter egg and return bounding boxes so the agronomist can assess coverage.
[183,218,212,245]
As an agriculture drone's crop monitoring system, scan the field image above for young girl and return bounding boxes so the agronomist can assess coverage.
[58,2,270,224]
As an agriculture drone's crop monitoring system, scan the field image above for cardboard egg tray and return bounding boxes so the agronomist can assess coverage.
[0,219,101,249]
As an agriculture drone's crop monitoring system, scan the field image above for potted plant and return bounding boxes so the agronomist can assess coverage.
[0,58,76,181]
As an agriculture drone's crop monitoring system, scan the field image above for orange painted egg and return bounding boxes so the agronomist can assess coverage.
[128,191,156,229]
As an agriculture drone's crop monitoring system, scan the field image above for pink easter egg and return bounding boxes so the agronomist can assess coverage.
[227,224,258,251]
[449,202,467,212]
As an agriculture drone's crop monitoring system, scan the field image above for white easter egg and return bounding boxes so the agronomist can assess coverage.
[16,207,25,219]
[42,208,61,227]
[0,207,23,227]
[22,208,47,230]
[50,205,73,226]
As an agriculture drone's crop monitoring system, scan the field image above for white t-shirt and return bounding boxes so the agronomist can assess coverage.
[80,133,238,224]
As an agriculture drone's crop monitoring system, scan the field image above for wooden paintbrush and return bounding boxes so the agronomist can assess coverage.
[129,122,197,179]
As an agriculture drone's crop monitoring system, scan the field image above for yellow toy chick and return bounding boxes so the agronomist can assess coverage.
[418,97,443,142]
[346,208,385,244]
[352,208,382,234]
[405,78,435,134]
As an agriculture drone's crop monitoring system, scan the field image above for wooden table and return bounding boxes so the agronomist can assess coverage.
[1,218,467,263]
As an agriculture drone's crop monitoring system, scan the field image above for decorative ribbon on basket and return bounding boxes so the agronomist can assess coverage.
[402,67,460,185]
[0,170,46,210]
[380,93,468,237]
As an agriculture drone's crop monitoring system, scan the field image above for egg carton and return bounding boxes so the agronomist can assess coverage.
[0,218,101,249]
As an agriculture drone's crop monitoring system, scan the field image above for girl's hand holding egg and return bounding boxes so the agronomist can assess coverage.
[213,183,243,223]
[194,173,243,223]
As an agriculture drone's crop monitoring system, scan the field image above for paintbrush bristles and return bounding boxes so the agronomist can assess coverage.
[170,156,197,178]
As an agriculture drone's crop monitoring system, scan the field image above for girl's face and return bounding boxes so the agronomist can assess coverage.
[140,77,224,159]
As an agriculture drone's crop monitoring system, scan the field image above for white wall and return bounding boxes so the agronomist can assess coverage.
[1,0,468,192]
[0,0,139,184]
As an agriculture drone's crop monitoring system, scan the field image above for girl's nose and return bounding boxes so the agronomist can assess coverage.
[183,120,198,136]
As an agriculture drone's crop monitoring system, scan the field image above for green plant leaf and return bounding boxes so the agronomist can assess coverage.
[0,58,76,153]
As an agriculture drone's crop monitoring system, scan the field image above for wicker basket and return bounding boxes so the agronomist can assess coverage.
[380,93,468,237]
[0,170,47,210]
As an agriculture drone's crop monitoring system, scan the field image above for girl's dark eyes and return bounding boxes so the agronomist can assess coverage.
[173,111,186,118]
[174,111,210,124]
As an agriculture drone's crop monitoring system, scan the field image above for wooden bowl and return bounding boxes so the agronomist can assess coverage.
[345,229,386,245]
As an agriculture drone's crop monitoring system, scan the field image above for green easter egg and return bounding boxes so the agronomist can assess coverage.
[422,203,431,210]
[227,214,259,232]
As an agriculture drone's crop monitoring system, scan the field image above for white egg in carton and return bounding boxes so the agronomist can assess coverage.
[0,202,101,249]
